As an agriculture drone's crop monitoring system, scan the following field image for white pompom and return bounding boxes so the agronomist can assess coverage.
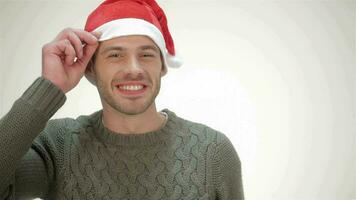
[166,51,183,68]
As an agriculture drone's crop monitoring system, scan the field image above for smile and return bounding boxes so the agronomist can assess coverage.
[119,85,144,91]
[115,82,148,98]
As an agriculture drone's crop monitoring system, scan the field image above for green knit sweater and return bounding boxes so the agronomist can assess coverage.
[0,77,244,200]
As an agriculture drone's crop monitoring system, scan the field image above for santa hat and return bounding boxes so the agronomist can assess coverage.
[84,0,182,70]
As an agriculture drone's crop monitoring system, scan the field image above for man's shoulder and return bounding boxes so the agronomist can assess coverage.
[39,110,101,138]
[34,117,78,144]
[165,109,229,145]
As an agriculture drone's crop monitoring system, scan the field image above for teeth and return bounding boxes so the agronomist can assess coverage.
[119,85,144,91]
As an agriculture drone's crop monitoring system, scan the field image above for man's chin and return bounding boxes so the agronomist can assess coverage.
[100,88,157,116]
[107,100,152,116]
[117,107,147,115]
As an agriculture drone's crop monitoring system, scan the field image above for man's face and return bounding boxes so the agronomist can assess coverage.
[90,35,165,115]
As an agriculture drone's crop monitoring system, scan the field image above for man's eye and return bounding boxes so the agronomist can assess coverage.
[108,53,121,58]
[142,54,154,57]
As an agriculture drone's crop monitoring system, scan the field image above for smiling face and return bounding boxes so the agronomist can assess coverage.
[87,35,165,115]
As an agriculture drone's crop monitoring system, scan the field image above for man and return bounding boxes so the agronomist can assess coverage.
[0,0,244,199]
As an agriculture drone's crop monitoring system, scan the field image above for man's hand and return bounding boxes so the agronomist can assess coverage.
[42,28,101,93]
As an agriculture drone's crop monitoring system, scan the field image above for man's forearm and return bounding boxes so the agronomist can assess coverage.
[0,77,66,190]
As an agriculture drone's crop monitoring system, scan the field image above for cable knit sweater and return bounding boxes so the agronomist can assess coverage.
[0,77,244,200]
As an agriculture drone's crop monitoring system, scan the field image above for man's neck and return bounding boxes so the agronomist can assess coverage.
[101,103,166,135]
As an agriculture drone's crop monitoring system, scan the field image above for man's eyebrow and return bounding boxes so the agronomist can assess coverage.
[140,45,160,53]
[100,46,126,55]
[100,45,160,55]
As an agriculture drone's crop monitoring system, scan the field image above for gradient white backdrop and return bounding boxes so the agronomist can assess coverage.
[0,0,355,200]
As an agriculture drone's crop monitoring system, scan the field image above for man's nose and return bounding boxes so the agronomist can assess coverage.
[124,56,144,77]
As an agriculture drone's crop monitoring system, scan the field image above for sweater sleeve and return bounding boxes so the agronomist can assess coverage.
[212,133,244,200]
[0,77,66,199]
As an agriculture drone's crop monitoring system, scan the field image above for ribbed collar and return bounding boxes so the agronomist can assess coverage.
[87,109,179,146]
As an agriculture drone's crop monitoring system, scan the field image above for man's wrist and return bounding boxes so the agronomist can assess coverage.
[20,77,66,118]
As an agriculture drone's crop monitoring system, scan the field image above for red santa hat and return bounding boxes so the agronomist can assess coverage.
[84,0,182,70]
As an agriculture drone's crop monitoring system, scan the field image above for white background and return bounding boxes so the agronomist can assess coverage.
[0,0,355,200]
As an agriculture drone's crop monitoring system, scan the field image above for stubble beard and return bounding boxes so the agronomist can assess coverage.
[96,75,161,115]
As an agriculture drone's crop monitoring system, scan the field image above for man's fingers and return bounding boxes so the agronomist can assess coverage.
[91,31,102,39]
[47,28,101,83]
[57,39,76,66]
[80,42,99,66]
[54,30,100,67]
[67,31,83,59]
[78,31,101,67]
[55,28,99,47]
[54,29,101,61]
[72,29,99,45]
[66,42,99,81]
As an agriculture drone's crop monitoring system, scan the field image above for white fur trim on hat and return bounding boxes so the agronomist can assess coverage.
[93,18,183,68]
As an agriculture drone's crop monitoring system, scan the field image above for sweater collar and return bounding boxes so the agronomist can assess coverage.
[88,109,178,146]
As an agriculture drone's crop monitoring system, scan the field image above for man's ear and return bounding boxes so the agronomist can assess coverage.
[84,59,97,86]
[160,64,167,77]
[160,53,167,77]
